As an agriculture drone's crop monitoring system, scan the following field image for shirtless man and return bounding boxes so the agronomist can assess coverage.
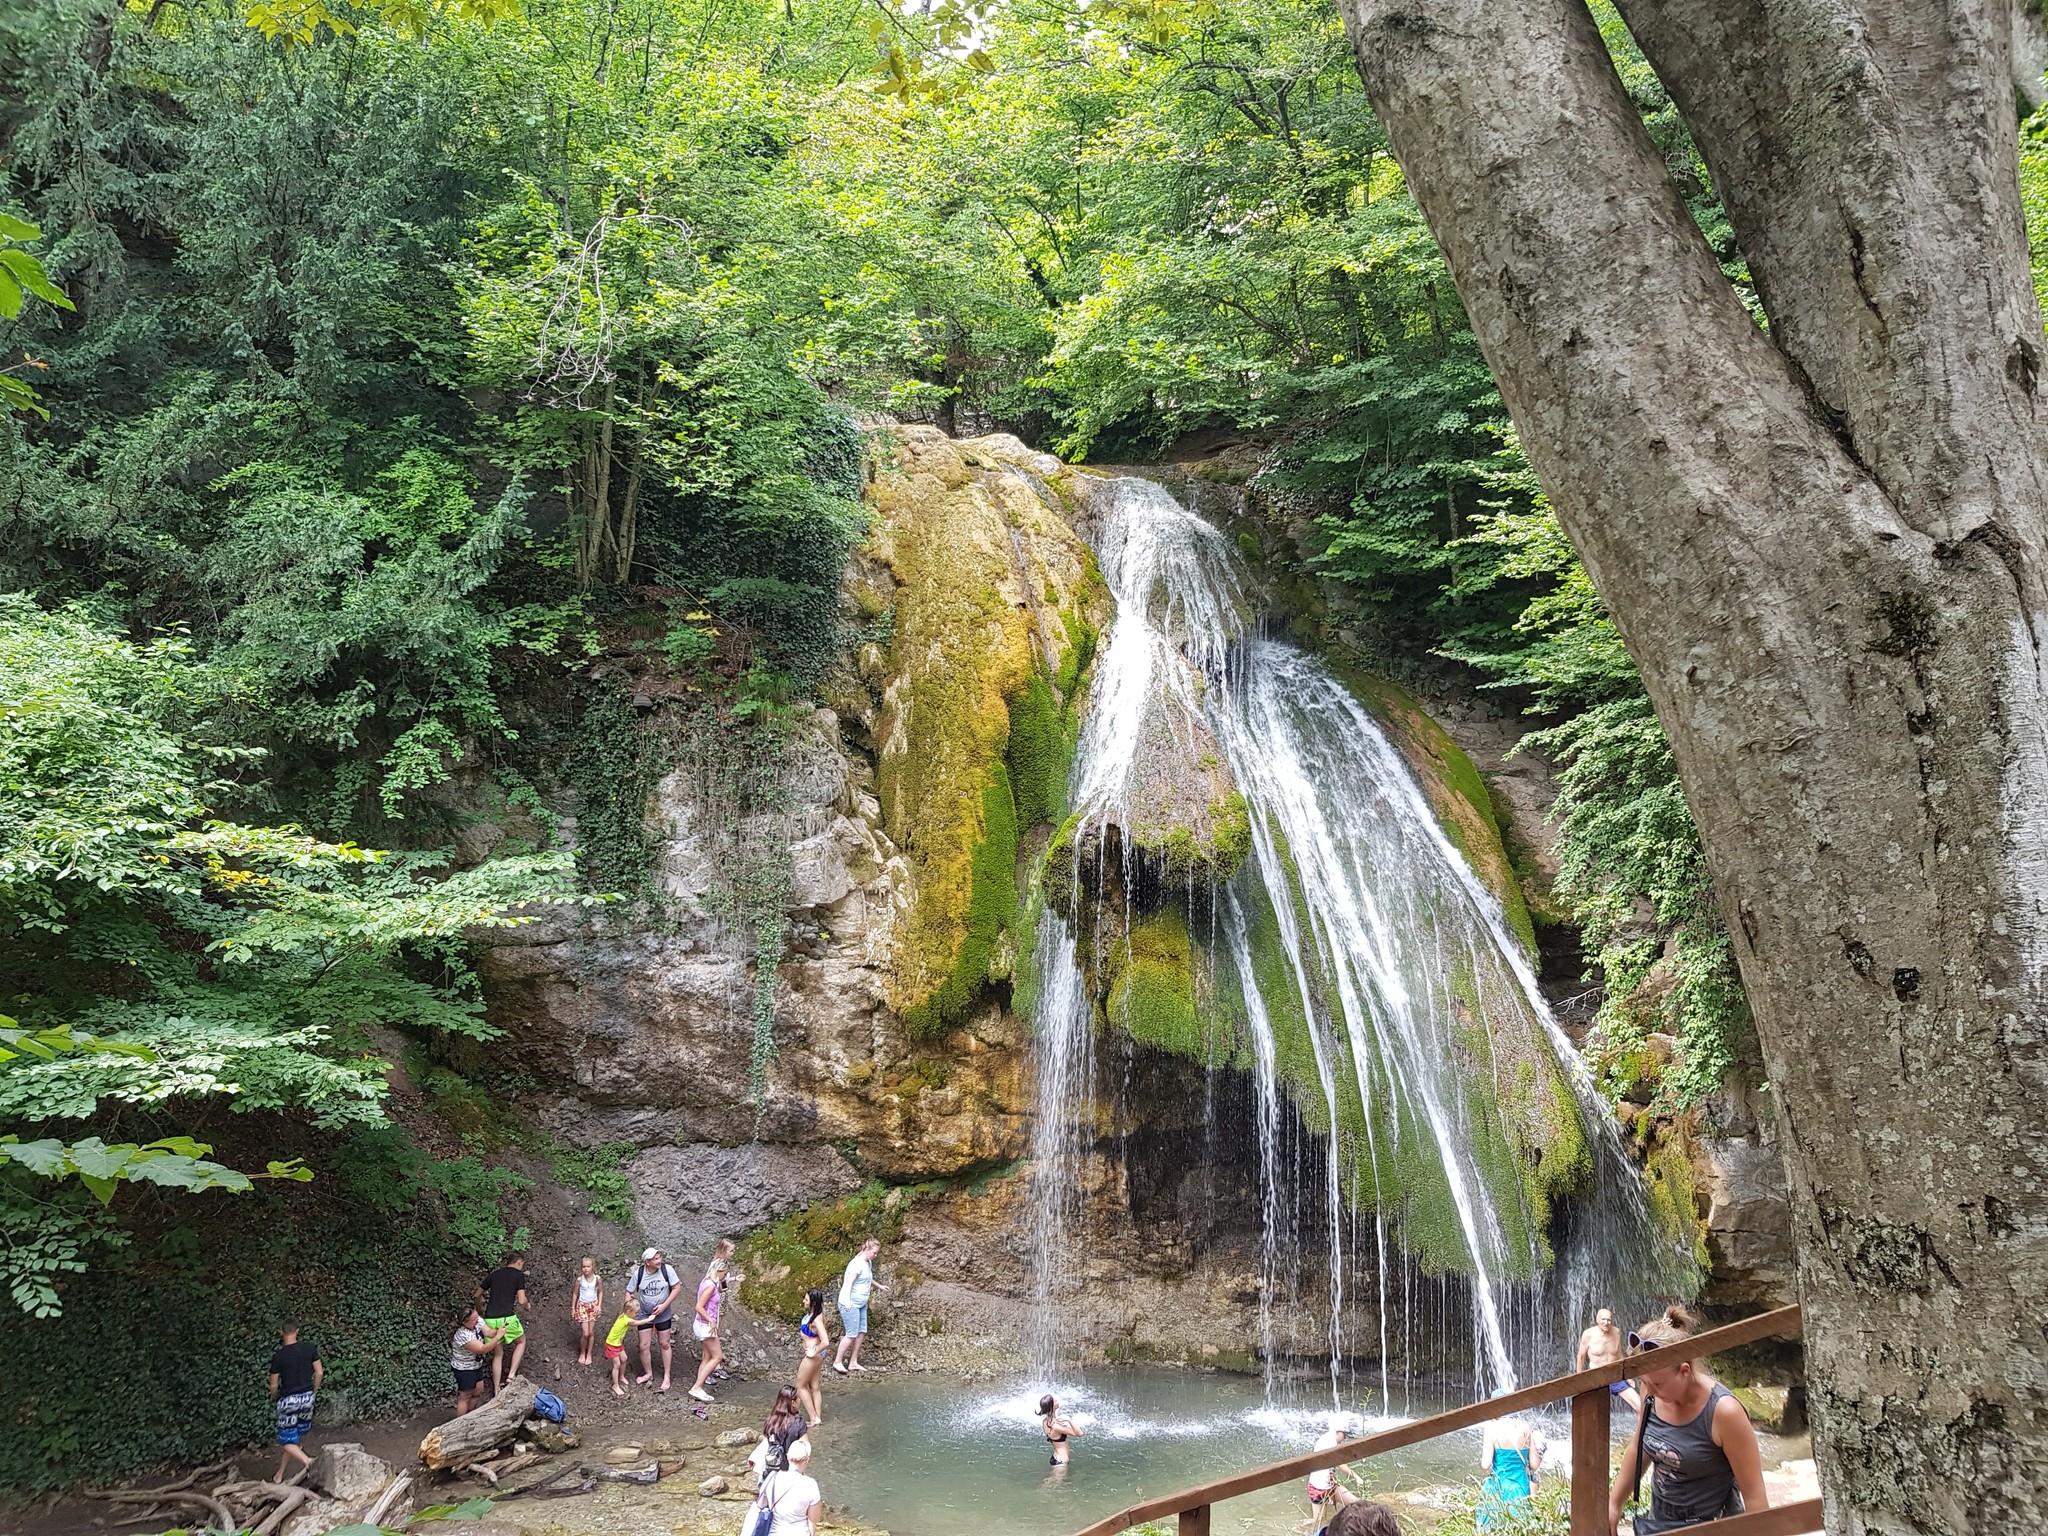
[1576,1307,1642,1411]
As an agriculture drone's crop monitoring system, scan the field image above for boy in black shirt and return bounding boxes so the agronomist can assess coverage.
[268,1323,322,1480]
[478,1252,530,1389]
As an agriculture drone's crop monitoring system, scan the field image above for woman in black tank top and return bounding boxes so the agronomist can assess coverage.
[1607,1306,1769,1535]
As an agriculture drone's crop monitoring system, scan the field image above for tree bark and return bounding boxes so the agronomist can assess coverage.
[418,1378,540,1470]
[1332,3,2048,1533]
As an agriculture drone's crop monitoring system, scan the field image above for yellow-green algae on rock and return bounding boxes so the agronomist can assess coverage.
[863,427,1108,1036]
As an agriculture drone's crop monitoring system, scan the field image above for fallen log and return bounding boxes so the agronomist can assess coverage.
[419,1378,540,1470]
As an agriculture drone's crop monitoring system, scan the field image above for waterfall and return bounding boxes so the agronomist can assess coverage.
[1026,473,1695,1398]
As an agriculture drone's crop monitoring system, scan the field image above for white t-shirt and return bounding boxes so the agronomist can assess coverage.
[1308,1429,1344,1493]
[838,1255,873,1309]
[761,1470,820,1536]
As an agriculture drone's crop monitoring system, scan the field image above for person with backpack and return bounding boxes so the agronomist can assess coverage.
[748,1385,809,1480]
[627,1247,679,1392]
[748,1436,821,1536]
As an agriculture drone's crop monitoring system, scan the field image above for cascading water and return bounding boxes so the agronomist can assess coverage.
[1026,472,1695,1400]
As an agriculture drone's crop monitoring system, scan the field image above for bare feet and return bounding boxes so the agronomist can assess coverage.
[636,1374,653,1385]
[613,1384,626,1397]
[850,1363,870,1373]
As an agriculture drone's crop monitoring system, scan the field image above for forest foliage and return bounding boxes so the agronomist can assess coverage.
[0,0,1877,1323]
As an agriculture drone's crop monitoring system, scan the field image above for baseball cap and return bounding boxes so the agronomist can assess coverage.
[642,1247,660,1261]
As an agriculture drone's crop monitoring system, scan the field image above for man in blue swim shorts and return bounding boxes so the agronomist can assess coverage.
[268,1322,323,1480]
[1575,1307,1641,1410]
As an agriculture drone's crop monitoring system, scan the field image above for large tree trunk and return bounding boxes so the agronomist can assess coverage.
[418,1378,540,1470]
[1332,3,2048,1533]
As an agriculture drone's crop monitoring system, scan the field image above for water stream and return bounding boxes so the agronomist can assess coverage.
[1026,473,1694,1401]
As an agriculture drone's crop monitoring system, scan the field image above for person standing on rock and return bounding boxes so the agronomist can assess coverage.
[268,1321,323,1482]
[628,1246,680,1392]
[570,1255,604,1367]
[831,1238,885,1374]
[795,1288,831,1426]
[1577,1306,1641,1412]
[687,1240,735,1403]
[479,1252,530,1390]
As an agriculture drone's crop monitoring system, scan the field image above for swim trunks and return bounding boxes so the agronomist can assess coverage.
[274,1391,316,1445]
[483,1314,524,1343]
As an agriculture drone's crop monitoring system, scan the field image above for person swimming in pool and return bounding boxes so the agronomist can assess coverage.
[1040,1393,1084,1467]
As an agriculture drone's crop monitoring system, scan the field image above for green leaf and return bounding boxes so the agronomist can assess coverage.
[0,1139,69,1176]
[0,213,38,240]
[77,1173,118,1205]
[0,267,22,319]
[0,249,74,310]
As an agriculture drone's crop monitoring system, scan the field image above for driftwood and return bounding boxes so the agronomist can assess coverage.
[471,1452,539,1487]
[362,1471,412,1528]
[419,1378,540,1470]
[495,1462,593,1501]
[89,1488,235,1531]
[208,1477,313,1536]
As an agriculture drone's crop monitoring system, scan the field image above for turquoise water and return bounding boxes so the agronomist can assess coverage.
[809,1369,1504,1536]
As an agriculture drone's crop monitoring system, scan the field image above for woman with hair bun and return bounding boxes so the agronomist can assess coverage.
[1607,1305,1769,1535]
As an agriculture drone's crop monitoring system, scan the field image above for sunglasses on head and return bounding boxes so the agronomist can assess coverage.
[1626,1333,1663,1353]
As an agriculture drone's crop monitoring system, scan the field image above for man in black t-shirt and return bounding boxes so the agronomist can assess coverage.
[478,1252,530,1389]
[267,1323,323,1481]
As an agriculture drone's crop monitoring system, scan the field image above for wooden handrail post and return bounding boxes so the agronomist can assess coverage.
[1571,1385,1611,1536]
[1178,1504,1210,1536]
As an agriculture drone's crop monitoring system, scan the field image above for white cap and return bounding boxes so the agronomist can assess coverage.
[642,1247,660,1261]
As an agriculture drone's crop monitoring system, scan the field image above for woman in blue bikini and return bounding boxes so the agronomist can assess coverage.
[795,1288,831,1426]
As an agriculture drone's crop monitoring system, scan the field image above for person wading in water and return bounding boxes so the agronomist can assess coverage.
[1577,1306,1642,1412]
[1039,1393,1083,1468]
[1608,1306,1768,1535]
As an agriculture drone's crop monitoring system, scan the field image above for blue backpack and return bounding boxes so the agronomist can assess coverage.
[532,1388,567,1423]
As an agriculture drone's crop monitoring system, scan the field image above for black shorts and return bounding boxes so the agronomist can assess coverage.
[646,1314,673,1332]
[453,1367,486,1391]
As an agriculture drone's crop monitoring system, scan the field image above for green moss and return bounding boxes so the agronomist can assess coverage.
[1108,908,1204,1056]
[1643,1133,1710,1272]
[903,761,1020,1037]
[1056,609,1099,697]
[735,1181,939,1321]
[1007,667,1072,830]
[1209,791,1252,879]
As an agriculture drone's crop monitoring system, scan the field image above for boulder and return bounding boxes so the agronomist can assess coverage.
[714,1428,755,1448]
[698,1475,730,1496]
[605,1443,645,1463]
[526,1420,574,1455]
[311,1442,395,1502]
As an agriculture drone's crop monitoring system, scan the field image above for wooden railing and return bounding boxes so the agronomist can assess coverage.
[1070,1304,1818,1536]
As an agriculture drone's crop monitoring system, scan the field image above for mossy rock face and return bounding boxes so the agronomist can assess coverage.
[1106,908,1204,1057]
[862,428,1110,1036]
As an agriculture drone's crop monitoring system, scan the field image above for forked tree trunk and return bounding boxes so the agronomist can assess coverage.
[1333,2,2048,1532]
